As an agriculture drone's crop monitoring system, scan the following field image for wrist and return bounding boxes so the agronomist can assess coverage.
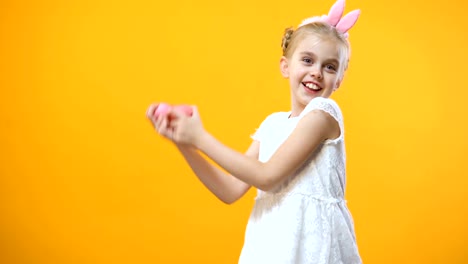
[176,143,193,150]
[194,130,210,151]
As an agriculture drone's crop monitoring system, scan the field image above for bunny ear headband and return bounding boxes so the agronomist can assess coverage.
[298,0,360,38]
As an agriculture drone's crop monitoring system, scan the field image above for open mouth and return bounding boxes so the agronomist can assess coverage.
[302,82,322,92]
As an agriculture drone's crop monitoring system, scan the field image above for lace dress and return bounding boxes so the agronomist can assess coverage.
[238,97,362,264]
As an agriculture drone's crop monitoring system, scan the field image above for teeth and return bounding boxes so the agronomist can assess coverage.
[305,83,320,90]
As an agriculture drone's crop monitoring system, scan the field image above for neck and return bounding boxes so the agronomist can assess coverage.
[290,98,305,118]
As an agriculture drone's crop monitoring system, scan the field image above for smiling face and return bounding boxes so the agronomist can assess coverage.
[280,34,343,116]
[279,22,349,116]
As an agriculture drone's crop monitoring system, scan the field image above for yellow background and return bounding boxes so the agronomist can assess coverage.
[1,0,467,263]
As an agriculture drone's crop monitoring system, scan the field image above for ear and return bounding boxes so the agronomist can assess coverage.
[326,0,345,26]
[336,9,361,34]
[334,78,343,91]
[280,56,289,78]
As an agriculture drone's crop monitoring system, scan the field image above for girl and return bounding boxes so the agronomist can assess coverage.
[147,0,362,262]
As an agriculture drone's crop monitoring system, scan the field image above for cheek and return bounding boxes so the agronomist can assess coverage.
[291,67,307,79]
[326,74,339,84]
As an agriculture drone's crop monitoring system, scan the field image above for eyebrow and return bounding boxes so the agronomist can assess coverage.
[299,51,340,65]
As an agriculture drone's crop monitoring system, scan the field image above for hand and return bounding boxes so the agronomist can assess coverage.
[167,106,205,147]
[146,103,175,141]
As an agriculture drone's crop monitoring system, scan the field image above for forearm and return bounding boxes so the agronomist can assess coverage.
[193,111,336,192]
[176,144,250,204]
[195,133,272,191]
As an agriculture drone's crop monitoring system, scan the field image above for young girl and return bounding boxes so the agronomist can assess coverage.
[147,0,362,262]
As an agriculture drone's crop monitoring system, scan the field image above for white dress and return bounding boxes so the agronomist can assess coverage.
[238,97,362,264]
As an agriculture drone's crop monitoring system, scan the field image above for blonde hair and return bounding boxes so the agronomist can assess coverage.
[281,22,350,78]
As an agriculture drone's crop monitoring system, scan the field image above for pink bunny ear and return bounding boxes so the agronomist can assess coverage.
[325,0,345,26]
[298,0,361,38]
[336,9,361,34]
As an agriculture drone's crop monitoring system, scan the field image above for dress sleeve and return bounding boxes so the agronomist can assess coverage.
[250,114,274,141]
[301,97,344,143]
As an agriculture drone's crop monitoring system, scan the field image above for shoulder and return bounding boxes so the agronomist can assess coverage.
[265,111,290,120]
[302,97,343,128]
[259,111,289,126]
[303,97,342,118]
[300,97,344,142]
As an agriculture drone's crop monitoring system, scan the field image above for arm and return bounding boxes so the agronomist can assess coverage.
[170,108,339,192]
[175,141,258,204]
[146,104,256,204]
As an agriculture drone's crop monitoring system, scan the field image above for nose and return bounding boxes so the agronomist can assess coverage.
[310,65,323,79]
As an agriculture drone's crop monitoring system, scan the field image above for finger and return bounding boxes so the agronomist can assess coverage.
[168,108,185,120]
[167,116,180,130]
[154,115,163,129]
[190,105,200,119]
[160,118,176,140]
[159,115,169,133]
[146,103,158,119]
[146,105,154,120]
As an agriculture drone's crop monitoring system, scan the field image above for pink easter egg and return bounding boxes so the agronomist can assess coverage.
[154,103,171,118]
[173,105,193,116]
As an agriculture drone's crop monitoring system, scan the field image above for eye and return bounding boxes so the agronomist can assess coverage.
[325,64,337,72]
[302,57,313,64]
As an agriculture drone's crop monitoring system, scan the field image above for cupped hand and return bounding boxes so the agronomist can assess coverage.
[167,106,205,147]
[146,103,175,141]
